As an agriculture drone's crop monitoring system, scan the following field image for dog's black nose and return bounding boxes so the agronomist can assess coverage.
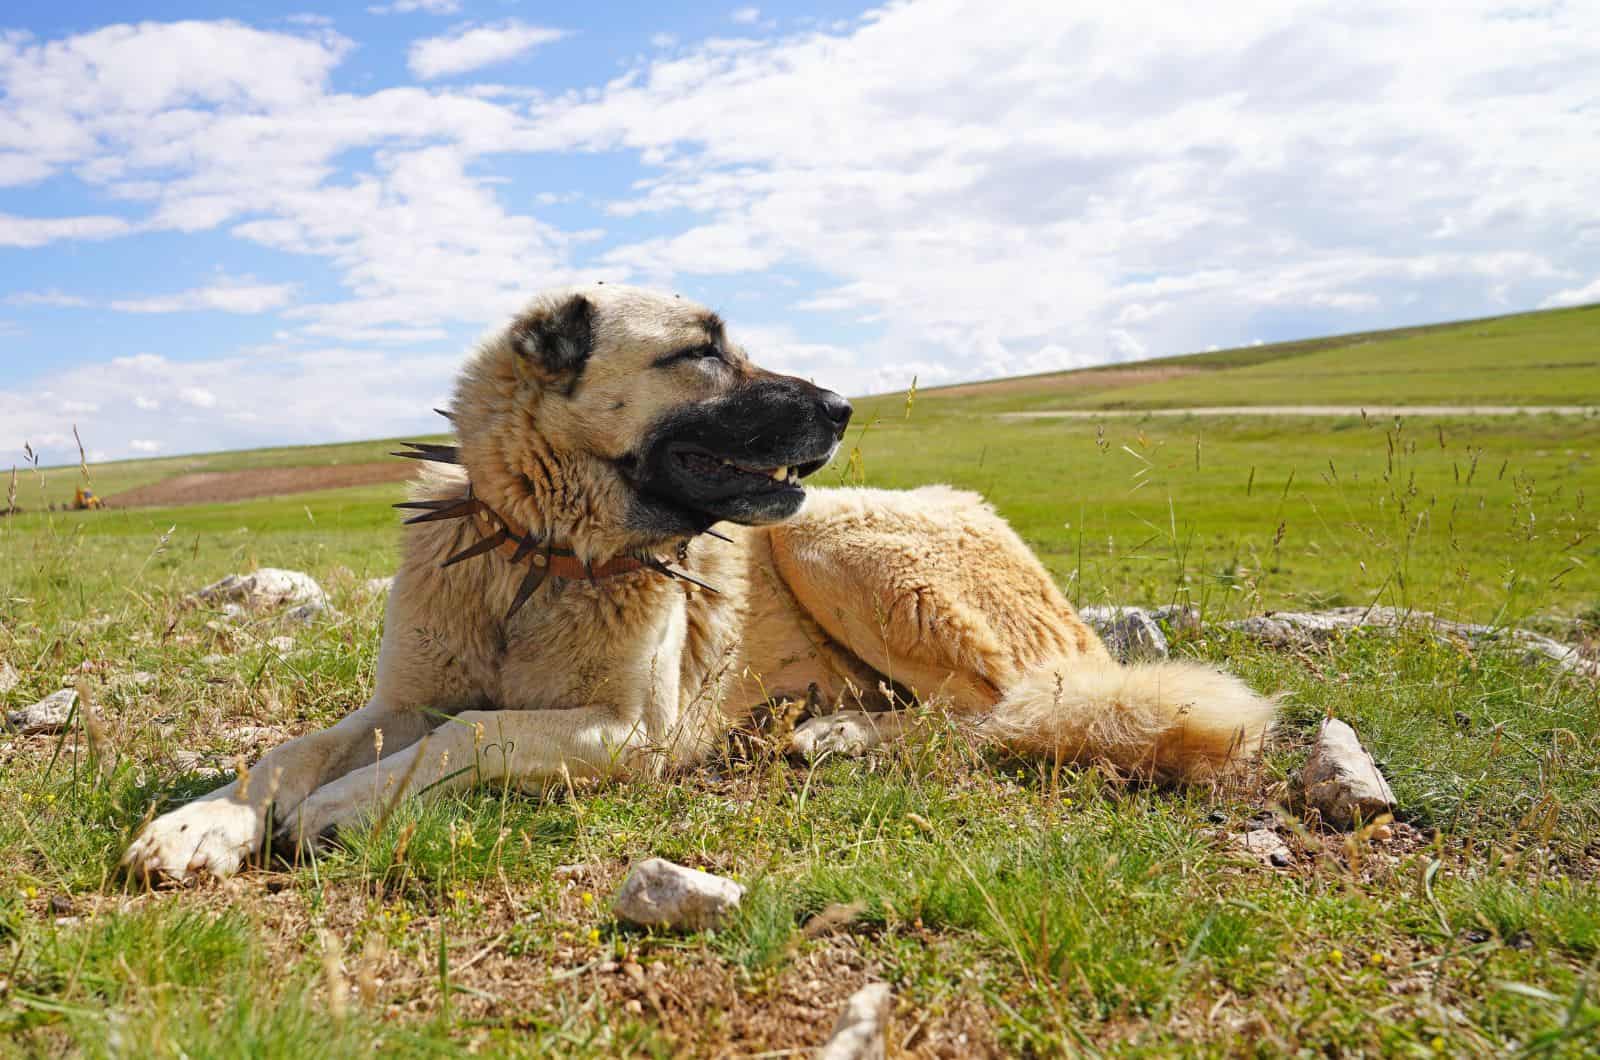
[819,390,853,432]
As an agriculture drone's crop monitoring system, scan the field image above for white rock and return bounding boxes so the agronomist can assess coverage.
[1224,607,1599,680]
[1151,604,1202,634]
[1303,718,1397,829]
[817,982,892,1060]
[611,857,743,932]
[190,569,328,614]
[1080,606,1169,662]
[0,660,19,696]
[285,601,331,625]
[172,750,227,779]
[1230,829,1294,868]
[5,688,78,735]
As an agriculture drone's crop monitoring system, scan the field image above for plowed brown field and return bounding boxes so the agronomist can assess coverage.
[107,462,416,508]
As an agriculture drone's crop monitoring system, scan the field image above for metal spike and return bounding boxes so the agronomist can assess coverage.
[393,498,455,511]
[400,498,483,525]
[509,532,541,564]
[441,528,509,568]
[650,559,721,595]
[393,442,461,464]
[702,527,734,543]
[434,407,456,422]
[505,558,549,620]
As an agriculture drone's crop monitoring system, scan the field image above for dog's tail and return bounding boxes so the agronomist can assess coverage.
[976,658,1275,780]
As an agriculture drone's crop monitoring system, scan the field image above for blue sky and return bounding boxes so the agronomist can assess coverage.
[3,1,1598,464]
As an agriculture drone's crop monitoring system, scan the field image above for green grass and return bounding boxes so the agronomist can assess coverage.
[2,304,1599,1054]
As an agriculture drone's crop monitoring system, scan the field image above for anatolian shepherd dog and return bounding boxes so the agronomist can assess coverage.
[124,284,1275,883]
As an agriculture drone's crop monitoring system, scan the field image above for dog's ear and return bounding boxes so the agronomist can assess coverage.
[514,294,594,382]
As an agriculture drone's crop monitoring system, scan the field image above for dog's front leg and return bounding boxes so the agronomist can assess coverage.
[122,696,429,883]
[284,706,661,843]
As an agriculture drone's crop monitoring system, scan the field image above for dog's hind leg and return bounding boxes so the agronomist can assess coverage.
[770,486,1275,779]
[767,485,1109,715]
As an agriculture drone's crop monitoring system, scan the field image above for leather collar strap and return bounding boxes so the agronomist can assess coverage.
[473,500,653,581]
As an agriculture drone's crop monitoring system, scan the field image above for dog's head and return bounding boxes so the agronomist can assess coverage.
[450,284,851,553]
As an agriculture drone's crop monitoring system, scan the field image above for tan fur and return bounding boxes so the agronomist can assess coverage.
[123,285,1275,883]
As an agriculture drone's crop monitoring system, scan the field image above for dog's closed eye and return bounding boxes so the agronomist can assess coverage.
[652,345,723,368]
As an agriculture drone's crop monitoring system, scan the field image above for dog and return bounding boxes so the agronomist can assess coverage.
[123,284,1275,882]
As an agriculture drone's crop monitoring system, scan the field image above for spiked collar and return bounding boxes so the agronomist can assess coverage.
[393,439,719,620]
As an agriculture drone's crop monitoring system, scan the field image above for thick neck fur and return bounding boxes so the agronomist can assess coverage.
[448,331,676,565]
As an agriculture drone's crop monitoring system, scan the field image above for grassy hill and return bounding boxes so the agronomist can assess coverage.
[852,301,1600,417]
[2,304,1598,1055]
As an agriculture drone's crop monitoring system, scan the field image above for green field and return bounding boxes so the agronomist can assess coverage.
[1,305,1598,1055]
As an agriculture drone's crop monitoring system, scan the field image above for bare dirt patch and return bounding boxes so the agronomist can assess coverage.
[107,463,418,509]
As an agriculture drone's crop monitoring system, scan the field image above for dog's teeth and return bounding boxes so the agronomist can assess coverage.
[769,466,788,482]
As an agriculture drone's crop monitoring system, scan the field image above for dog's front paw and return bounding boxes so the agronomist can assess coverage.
[123,797,265,884]
[274,783,364,853]
[789,713,886,759]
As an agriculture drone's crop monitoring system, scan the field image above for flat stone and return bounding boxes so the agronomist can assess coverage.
[0,660,19,696]
[1079,606,1168,662]
[1231,829,1294,868]
[285,601,331,625]
[1302,718,1397,829]
[817,982,893,1060]
[190,569,328,614]
[611,857,743,932]
[5,688,78,735]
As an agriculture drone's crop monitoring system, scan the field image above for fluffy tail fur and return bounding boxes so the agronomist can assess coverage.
[978,658,1275,780]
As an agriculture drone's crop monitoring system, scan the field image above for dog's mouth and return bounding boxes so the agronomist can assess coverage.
[640,439,836,528]
[671,447,832,494]
[624,377,848,536]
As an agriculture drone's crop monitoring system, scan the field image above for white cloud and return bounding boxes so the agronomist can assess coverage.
[530,0,1600,383]
[128,439,162,453]
[0,213,132,247]
[730,7,762,25]
[1539,276,1600,309]
[110,281,296,314]
[8,280,295,315]
[133,395,160,410]
[369,0,460,13]
[5,290,92,308]
[2,349,462,464]
[1107,329,1146,360]
[407,21,567,80]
